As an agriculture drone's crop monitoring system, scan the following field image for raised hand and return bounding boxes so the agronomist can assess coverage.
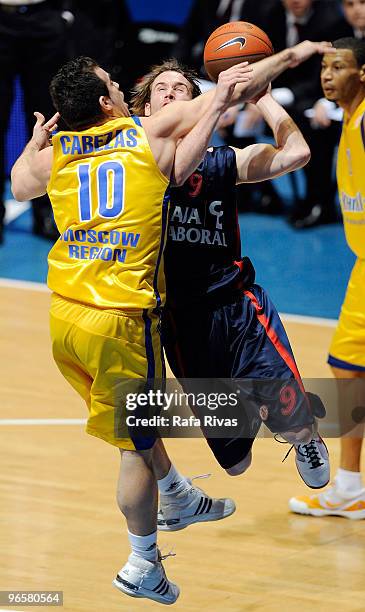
[288,41,335,68]
[214,61,253,112]
[32,111,60,150]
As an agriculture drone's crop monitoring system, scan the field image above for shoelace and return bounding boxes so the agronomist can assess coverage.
[188,473,211,492]
[274,434,294,463]
[275,435,323,468]
[158,547,176,561]
[191,473,211,481]
[297,439,324,469]
[158,473,212,514]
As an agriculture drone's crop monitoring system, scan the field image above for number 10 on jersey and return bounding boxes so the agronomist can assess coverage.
[77,160,125,221]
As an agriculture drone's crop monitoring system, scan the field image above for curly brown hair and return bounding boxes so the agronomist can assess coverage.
[50,56,108,130]
[130,59,201,116]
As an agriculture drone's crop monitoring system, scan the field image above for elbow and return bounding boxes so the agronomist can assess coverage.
[173,172,186,187]
[11,183,27,202]
[10,170,22,201]
[172,165,188,187]
[10,171,29,202]
[293,145,311,170]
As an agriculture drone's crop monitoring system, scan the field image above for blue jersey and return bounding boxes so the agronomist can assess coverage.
[165,146,252,304]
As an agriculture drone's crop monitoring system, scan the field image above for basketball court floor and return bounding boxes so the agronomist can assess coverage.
[0,193,364,611]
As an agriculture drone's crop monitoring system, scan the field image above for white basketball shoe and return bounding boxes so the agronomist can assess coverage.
[113,551,179,605]
[158,476,236,531]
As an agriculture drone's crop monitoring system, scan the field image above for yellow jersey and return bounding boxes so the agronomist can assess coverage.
[47,116,169,309]
[337,97,365,258]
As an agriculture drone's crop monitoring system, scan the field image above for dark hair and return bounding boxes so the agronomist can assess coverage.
[332,37,365,68]
[130,58,201,116]
[50,56,109,130]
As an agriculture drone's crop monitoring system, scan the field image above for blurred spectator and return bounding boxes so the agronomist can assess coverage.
[69,1,132,93]
[263,0,346,228]
[112,1,191,98]
[173,0,284,214]
[0,0,71,243]
[333,0,365,38]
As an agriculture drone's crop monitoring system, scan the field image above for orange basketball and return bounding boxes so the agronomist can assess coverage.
[204,21,274,82]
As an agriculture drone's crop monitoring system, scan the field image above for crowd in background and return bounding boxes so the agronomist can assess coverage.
[1,0,364,244]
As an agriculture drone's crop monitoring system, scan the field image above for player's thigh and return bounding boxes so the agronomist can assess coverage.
[329,259,365,371]
[238,285,313,433]
[240,284,300,378]
[84,310,163,446]
[162,304,213,377]
[50,295,163,448]
[50,307,93,406]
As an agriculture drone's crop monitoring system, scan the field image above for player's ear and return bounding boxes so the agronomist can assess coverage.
[360,64,365,83]
[144,102,151,116]
[99,95,113,114]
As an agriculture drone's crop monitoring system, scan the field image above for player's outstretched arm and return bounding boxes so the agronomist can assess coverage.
[230,40,334,106]
[172,68,250,185]
[11,112,58,201]
[144,41,333,147]
[232,91,310,184]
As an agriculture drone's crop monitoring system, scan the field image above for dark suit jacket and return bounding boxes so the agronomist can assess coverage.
[330,19,361,41]
[262,0,345,114]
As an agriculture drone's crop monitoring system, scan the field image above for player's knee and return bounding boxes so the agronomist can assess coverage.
[280,426,313,445]
[226,450,252,476]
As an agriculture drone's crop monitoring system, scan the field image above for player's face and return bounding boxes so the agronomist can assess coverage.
[321,49,364,105]
[145,71,193,116]
[94,67,130,117]
[343,0,365,31]
[282,0,313,18]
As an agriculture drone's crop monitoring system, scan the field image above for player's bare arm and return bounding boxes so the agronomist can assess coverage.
[233,92,310,184]
[145,40,334,154]
[11,112,59,201]
[168,41,330,186]
[230,40,335,106]
[172,70,249,185]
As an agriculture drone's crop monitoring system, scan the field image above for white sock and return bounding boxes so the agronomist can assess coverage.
[157,464,190,496]
[128,530,158,562]
[334,468,363,497]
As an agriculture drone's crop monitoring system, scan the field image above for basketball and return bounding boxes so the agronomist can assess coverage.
[204,21,274,82]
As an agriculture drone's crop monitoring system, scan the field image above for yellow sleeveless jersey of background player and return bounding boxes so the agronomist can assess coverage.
[337,97,365,258]
[47,116,169,309]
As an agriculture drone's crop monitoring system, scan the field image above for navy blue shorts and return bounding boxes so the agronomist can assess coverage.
[162,284,315,470]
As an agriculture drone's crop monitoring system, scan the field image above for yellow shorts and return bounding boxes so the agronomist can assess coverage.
[328,258,365,371]
[50,293,164,449]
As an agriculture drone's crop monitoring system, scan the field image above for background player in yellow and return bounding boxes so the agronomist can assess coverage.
[290,38,365,519]
[11,41,333,605]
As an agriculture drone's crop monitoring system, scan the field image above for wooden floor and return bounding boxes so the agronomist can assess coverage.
[1,286,364,612]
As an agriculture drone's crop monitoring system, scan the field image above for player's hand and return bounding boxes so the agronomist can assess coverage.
[32,111,60,150]
[311,99,332,128]
[214,61,253,112]
[288,40,335,68]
